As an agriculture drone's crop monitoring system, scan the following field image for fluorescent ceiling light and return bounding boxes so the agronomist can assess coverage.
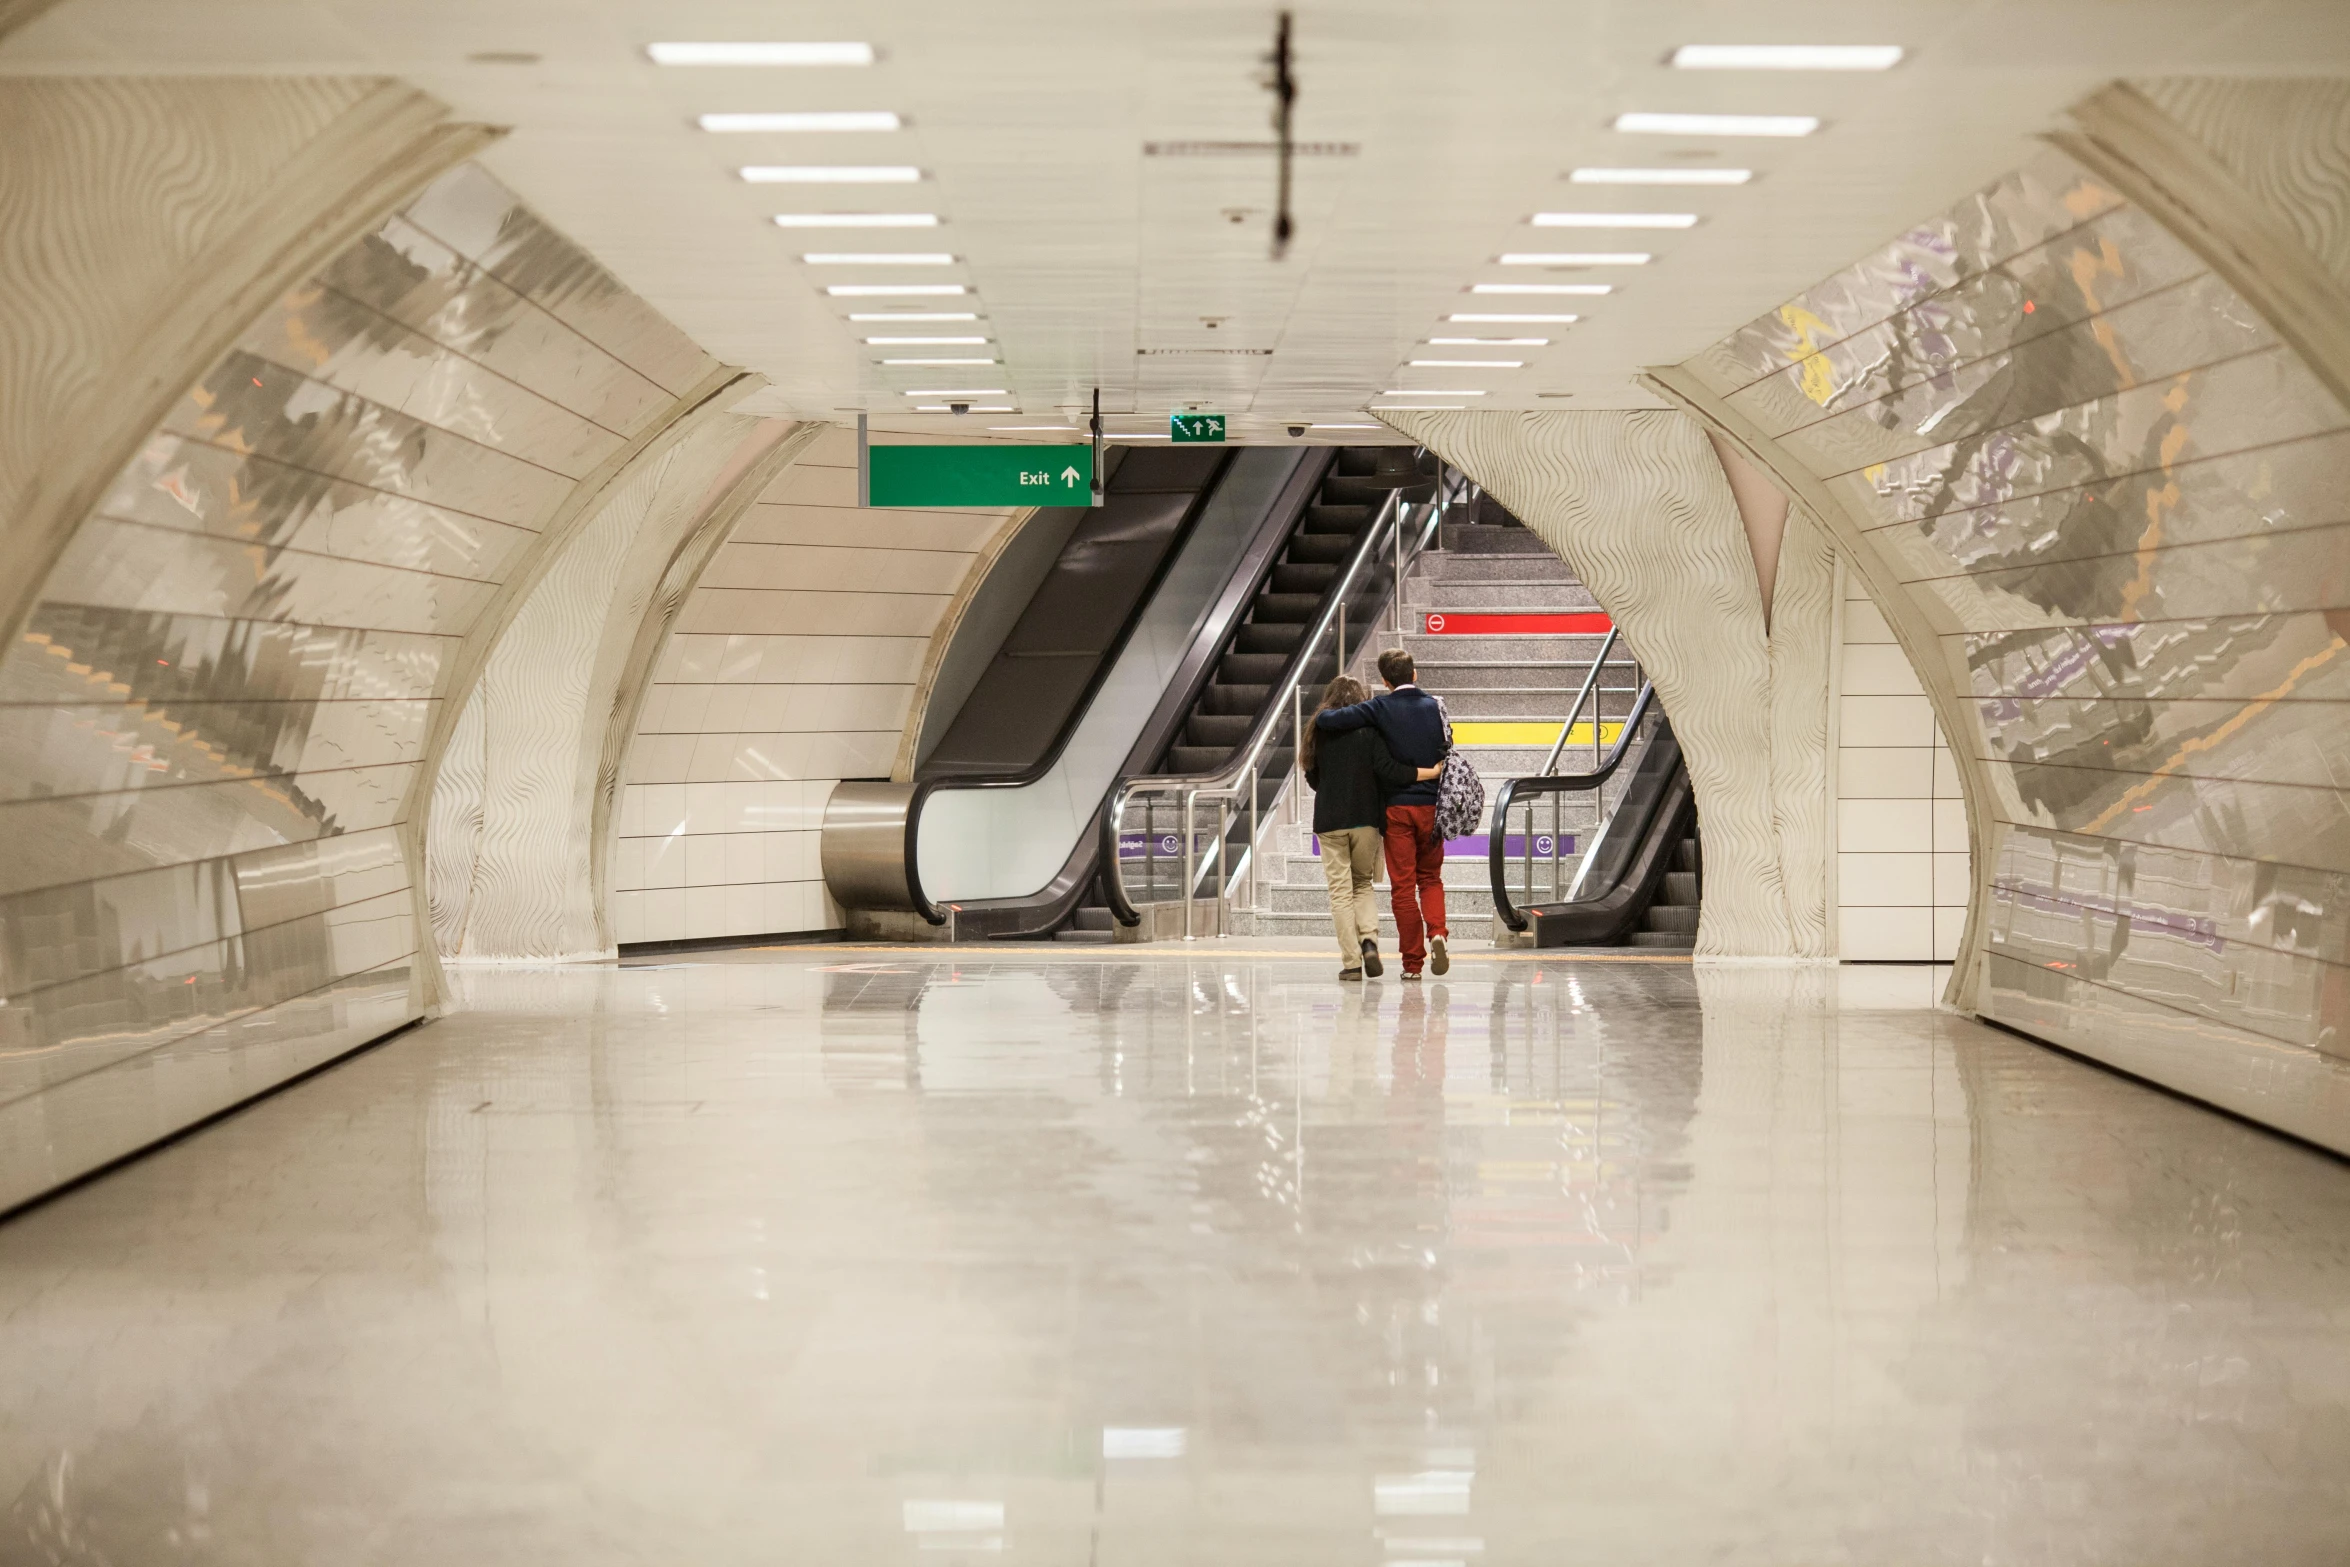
[1500,252,1650,266]
[1411,359,1522,368]
[1429,337,1547,345]
[903,388,1006,396]
[1450,313,1578,323]
[1614,112,1819,137]
[865,336,986,344]
[848,311,977,321]
[827,284,967,296]
[1571,166,1754,185]
[1473,283,1611,295]
[915,405,1013,413]
[742,165,919,183]
[776,213,937,228]
[648,41,874,66]
[802,252,953,264]
[1670,44,1902,70]
[1312,423,1381,429]
[1383,389,1486,397]
[701,111,899,131]
[882,357,995,365]
[989,425,1078,431]
[1114,433,1173,440]
[1532,212,1696,228]
[1372,404,1466,411]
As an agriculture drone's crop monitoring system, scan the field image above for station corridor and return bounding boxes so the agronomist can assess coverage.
[3,945,2346,1563]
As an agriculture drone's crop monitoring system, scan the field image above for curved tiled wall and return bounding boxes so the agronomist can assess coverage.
[0,80,730,1207]
[610,426,1019,946]
[1658,81,2350,1150]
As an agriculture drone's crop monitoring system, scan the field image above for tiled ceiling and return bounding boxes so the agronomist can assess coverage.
[9,0,2350,441]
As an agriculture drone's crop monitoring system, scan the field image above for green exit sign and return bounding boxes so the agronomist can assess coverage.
[1171,412,1226,443]
[867,444,1094,507]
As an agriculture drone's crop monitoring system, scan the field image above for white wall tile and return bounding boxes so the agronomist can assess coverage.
[1842,600,1895,644]
[1838,747,1932,799]
[609,889,644,945]
[1933,851,1972,905]
[1839,851,1934,906]
[1840,642,1927,697]
[1932,744,1962,797]
[1839,693,1935,747]
[1842,905,1935,961]
[678,588,951,638]
[1932,798,1969,853]
[1839,798,1933,854]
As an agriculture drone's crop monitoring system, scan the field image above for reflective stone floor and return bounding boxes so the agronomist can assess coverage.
[3,947,2348,1565]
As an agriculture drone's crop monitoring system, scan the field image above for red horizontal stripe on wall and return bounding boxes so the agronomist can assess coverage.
[1422,611,1613,635]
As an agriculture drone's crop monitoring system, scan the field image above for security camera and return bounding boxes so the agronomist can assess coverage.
[1286,423,1308,438]
[949,402,970,416]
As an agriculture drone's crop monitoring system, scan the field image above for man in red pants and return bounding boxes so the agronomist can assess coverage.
[1311,648,1452,978]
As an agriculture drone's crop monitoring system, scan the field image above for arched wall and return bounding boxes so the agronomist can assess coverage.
[1377,408,1837,960]
[0,79,745,1209]
[1650,80,2350,1153]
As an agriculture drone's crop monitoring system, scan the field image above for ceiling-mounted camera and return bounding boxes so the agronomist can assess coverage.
[1286,424,1308,438]
[949,402,971,416]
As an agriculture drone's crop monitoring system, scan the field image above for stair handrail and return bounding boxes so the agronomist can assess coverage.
[1487,680,1657,933]
[1539,626,1624,776]
[1102,463,1449,930]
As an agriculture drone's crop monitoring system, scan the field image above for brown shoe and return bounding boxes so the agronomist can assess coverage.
[1360,940,1384,978]
[1339,966,1364,982]
[1428,935,1449,976]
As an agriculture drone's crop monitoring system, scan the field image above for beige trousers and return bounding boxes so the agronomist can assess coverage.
[1320,826,1385,965]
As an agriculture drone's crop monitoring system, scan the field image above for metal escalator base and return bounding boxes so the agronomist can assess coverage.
[1523,766,1699,949]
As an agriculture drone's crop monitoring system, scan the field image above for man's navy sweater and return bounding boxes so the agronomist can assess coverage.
[1314,684,1447,806]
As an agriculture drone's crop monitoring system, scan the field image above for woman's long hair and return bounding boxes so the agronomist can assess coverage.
[1301,674,1370,774]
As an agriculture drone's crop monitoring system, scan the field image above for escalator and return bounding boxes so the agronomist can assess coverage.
[1062,448,1439,939]
[1489,708,1704,950]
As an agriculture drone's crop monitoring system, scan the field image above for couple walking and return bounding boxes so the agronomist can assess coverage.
[1301,648,1452,981]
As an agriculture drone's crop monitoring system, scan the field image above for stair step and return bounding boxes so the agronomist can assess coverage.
[1437,524,1552,554]
[1643,905,1700,935]
[1659,871,1700,904]
[1054,929,1117,943]
[1628,930,1695,949]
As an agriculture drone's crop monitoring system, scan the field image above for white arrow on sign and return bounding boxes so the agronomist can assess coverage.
[1060,465,1081,486]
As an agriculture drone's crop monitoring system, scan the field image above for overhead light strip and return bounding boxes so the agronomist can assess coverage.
[743,165,920,183]
[802,252,954,264]
[701,111,900,131]
[649,41,874,66]
[1531,212,1696,228]
[1670,44,1902,70]
[775,213,937,228]
[1449,313,1578,323]
[847,312,977,321]
[1614,112,1820,137]
[1410,359,1522,368]
[866,336,987,344]
[1499,252,1650,266]
[828,284,967,296]
[1570,166,1753,185]
[1472,283,1611,295]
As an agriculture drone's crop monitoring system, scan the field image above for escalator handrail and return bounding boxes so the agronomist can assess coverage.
[1101,471,1442,926]
[1487,681,1658,933]
[891,450,1236,924]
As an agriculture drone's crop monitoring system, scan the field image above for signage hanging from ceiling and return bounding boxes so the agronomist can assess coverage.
[1171,413,1227,443]
[865,444,1095,507]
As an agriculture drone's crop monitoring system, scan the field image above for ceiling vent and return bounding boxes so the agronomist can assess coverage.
[1142,141,1359,157]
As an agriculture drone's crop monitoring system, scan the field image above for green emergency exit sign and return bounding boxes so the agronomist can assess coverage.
[866,444,1094,507]
[1171,412,1226,443]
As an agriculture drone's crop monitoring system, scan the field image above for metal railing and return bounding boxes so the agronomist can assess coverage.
[1102,463,1456,936]
[1488,681,1659,933]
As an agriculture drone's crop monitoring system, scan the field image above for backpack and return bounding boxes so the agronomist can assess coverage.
[1431,695,1485,841]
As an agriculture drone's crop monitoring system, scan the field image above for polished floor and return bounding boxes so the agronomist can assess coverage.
[3,946,2347,1565]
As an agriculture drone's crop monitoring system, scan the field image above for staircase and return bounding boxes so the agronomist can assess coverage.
[1235,508,1654,942]
[1059,447,1436,941]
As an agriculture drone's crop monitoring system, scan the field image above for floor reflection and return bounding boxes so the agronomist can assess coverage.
[0,952,2343,1564]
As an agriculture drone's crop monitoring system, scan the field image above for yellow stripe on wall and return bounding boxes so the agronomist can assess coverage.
[1452,720,1625,747]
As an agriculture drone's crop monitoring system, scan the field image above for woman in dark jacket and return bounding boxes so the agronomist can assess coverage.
[1304,675,1439,979]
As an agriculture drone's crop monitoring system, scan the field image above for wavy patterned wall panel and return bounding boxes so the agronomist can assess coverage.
[1378,409,1832,958]
[1668,86,2350,1150]
[0,78,729,1209]
[611,426,1014,946]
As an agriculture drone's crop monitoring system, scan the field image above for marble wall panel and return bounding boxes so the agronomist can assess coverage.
[0,131,723,1210]
[1676,99,2350,1144]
